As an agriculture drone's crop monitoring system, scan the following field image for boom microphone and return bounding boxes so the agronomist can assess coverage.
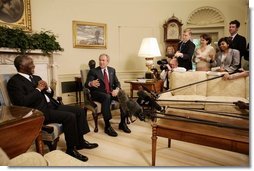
[141,85,158,99]
[137,90,162,111]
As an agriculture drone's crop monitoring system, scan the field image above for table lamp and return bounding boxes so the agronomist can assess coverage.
[138,37,161,79]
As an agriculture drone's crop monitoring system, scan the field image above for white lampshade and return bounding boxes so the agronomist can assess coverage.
[138,38,161,57]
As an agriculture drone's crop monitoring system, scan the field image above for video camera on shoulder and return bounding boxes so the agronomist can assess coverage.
[157,59,168,71]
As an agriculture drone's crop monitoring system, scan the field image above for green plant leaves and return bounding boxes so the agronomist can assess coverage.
[0,26,64,56]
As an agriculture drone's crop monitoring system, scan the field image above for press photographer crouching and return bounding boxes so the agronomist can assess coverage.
[158,57,187,90]
[158,58,179,90]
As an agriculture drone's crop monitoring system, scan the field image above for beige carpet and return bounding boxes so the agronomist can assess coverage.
[53,112,249,167]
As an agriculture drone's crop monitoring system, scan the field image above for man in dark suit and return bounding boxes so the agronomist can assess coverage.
[7,55,98,162]
[174,28,195,71]
[85,53,130,137]
[228,20,247,68]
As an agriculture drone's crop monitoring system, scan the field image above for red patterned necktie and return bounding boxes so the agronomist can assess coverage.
[104,69,110,94]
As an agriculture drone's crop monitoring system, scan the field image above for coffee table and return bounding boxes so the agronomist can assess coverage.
[151,113,249,166]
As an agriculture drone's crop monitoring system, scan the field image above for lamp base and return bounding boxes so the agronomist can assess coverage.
[145,71,154,79]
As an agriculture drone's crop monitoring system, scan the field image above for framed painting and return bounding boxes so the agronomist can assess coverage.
[72,21,107,49]
[0,0,32,31]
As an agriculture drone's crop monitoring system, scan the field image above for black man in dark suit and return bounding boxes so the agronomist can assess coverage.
[7,55,98,162]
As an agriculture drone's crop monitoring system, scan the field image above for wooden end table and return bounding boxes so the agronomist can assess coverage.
[0,106,44,158]
[124,79,163,98]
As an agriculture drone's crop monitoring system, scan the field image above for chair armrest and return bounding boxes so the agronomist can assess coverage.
[56,97,63,105]
[83,87,97,113]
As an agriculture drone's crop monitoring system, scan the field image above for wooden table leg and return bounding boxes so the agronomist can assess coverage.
[130,84,133,98]
[75,91,78,104]
[152,124,158,166]
[152,85,155,92]
[78,90,81,104]
[168,139,171,148]
[35,132,44,156]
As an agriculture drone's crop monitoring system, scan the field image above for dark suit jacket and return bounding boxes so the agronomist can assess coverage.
[230,34,247,58]
[7,74,90,147]
[7,74,57,120]
[85,66,121,94]
[177,40,195,70]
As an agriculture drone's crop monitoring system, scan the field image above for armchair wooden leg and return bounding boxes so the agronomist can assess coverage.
[92,112,99,132]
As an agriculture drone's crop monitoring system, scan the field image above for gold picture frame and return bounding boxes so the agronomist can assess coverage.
[72,21,107,49]
[0,0,32,31]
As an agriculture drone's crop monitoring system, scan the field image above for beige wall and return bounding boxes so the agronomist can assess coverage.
[30,0,249,102]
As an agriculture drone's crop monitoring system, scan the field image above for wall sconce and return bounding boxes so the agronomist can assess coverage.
[138,37,161,79]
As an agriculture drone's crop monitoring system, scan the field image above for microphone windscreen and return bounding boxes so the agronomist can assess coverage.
[137,90,150,100]
[140,85,158,99]
[137,90,162,111]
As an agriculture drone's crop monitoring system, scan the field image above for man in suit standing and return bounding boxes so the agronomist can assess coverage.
[85,53,130,137]
[7,55,98,162]
[228,20,247,68]
[174,28,195,71]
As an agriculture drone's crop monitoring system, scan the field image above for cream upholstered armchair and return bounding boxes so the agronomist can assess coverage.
[0,148,87,166]
[0,74,63,152]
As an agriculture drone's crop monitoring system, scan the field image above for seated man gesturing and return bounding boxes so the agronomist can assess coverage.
[85,53,131,137]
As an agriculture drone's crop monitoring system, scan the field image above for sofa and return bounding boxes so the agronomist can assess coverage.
[157,71,249,114]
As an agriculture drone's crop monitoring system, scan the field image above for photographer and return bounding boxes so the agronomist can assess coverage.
[158,58,178,90]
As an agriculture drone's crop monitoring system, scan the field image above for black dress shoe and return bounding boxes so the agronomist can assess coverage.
[119,123,131,133]
[66,149,88,162]
[76,140,99,150]
[104,126,118,137]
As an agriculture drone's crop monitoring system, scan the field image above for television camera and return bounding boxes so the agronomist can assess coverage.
[157,59,169,71]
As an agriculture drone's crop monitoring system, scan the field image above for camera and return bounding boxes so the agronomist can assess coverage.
[157,59,168,71]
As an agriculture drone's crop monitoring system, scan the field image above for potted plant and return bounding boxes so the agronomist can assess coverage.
[0,26,64,55]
